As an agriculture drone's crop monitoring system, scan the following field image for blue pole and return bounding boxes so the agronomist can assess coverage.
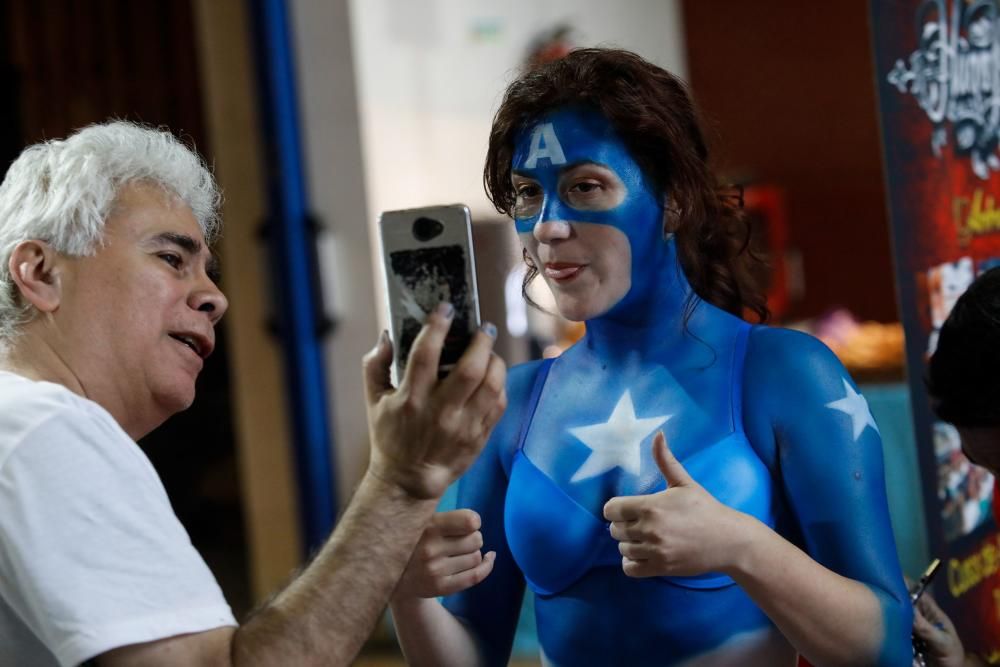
[247,0,338,554]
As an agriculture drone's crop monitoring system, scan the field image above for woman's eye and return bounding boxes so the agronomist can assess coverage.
[570,181,602,195]
[514,183,542,218]
[516,184,540,199]
[562,174,624,211]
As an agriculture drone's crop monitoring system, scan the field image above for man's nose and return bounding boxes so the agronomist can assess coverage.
[191,279,229,324]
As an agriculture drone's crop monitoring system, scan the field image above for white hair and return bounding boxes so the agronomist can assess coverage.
[0,120,221,344]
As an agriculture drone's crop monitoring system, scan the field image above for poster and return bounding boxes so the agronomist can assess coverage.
[871,1,1000,660]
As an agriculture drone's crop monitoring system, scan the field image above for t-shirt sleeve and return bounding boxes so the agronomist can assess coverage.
[0,409,236,667]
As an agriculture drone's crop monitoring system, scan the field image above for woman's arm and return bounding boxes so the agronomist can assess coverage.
[605,434,896,666]
[740,327,911,666]
[604,327,910,666]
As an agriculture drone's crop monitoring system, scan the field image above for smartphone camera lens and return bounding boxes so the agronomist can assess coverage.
[412,216,444,242]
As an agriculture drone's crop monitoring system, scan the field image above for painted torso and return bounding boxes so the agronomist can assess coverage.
[441,107,910,666]
[504,308,794,665]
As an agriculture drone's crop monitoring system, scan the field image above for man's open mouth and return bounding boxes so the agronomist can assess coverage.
[169,334,203,358]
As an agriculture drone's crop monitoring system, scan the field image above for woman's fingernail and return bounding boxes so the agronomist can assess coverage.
[436,302,455,318]
[379,329,389,346]
[481,321,497,338]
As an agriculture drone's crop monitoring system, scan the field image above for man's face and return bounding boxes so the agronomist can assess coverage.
[54,182,227,437]
[957,426,1000,478]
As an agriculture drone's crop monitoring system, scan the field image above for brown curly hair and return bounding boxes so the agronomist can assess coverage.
[484,47,768,322]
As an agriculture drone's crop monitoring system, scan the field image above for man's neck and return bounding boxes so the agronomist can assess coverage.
[2,341,152,439]
[0,330,87,397]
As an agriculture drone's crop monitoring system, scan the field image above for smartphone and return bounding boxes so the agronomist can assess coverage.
[911,558,942,667]
[378,204,481,385]
[910,557,941,604]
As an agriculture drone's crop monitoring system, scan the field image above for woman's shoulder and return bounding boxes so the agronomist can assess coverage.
[506,357,553,403]
[744,324,850,394]
[742,325,867,444]
[747,324,841,364]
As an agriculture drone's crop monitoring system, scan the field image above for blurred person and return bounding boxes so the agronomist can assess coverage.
[0,121,506,667]
[929,266,1000,478]
[389,48,910,667]
[909,266,1000,667]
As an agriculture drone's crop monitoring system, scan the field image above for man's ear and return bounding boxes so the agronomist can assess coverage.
[8,240,62,313]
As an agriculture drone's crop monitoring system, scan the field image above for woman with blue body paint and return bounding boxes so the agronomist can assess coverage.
[389,48,911,666]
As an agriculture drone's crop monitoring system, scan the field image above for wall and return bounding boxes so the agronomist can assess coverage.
[347,0,689,320]
[348,0,687,219]
[683,2,897,322]
[193,0,301,602]
[277,0,689,496]
[288,0,383,496]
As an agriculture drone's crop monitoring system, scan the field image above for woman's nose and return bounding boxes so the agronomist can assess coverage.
[533,219,571,243]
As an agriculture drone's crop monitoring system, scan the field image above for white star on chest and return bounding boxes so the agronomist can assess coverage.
[825,378,879,441]
[567,390,671,483]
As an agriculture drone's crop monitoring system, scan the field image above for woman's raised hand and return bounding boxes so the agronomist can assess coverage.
[603,432,750,578]
[393,509,496,600]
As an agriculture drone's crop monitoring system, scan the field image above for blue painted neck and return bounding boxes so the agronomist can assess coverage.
[582,238,698,358]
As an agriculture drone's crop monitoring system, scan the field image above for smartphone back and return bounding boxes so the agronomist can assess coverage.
[379,204,481,385]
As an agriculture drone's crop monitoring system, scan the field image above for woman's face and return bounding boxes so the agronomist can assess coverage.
[511,108,665,322]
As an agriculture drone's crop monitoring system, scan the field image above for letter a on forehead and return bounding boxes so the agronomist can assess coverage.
[523,122,567,168]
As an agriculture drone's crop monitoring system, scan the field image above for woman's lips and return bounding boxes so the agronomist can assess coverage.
[544,262,585,283]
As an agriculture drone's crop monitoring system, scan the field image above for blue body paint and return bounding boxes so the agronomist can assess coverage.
[443,109,911,666]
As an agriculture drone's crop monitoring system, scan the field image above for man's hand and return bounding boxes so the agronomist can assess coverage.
[394,509,496,600]
[603,432,747,577]
[363,303,507,500]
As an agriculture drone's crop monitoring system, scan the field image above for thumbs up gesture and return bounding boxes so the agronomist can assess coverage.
[603,432,748,578]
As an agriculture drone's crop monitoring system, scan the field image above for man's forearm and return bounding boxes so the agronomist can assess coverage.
[232,471,438,666]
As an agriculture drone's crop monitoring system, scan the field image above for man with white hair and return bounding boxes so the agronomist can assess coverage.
[0,121,507,666]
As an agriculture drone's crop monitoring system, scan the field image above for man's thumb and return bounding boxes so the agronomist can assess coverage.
[653,431,693,488]
[363,330,394,403]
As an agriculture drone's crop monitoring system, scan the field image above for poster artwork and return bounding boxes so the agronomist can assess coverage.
[872,0,1000,661]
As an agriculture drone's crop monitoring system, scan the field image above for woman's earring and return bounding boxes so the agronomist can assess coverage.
[661,196,679,241]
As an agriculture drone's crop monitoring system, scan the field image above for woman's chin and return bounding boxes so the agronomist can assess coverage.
[555,297,612,323]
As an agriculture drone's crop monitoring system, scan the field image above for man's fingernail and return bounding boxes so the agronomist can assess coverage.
[435,302,454,318]
[481,321,497,338]
[379,329,389,346]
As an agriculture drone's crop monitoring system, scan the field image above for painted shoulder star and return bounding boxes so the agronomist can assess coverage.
[825,378,879,441]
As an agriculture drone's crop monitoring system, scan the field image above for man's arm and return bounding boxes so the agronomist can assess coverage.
[97,304,507,667]
[95,476,437,667]
[230,473,442,665]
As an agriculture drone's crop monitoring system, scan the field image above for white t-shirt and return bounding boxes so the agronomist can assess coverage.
[0,371,236,667]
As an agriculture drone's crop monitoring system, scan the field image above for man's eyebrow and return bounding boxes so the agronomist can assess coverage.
[151,232,203,255]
